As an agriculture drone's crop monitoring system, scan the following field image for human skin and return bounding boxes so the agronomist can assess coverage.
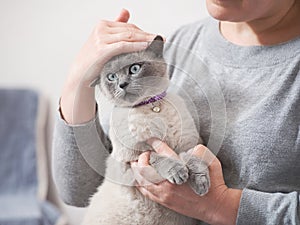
[60,9,156,124]
[60,1,300,224]
[131,140,242,225]
[132,1,300,225]
[206,0,300,45]
[60,2,300,122]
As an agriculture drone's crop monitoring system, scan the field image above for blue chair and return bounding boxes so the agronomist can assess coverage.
[0,89,65,225]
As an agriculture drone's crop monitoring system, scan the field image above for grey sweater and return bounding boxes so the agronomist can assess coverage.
[52,17,300,225]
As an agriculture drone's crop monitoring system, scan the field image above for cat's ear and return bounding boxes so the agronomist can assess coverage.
[146,35,164,57]
[89,76,100,87]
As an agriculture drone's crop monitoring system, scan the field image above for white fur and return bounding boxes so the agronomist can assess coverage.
[82,92,200,225]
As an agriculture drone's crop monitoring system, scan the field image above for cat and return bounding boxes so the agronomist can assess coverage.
[82,36,210,225]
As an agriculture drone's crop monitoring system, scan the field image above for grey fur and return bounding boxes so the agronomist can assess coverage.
[180,152,211,196]
[90,36,169,107]
[83,36,210,225]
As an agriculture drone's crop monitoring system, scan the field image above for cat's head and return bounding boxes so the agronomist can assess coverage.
[91,36,169,107]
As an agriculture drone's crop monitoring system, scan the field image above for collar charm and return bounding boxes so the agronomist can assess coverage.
[152,106,161,113]
[133,91,167,113]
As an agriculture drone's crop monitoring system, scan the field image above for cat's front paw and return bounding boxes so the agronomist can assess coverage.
[188,171,210,196]
[167,161,189,185]
[180,152,210,196]
[150,152,189,185]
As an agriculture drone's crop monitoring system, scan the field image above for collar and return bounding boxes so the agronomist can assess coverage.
[133,91,167,108]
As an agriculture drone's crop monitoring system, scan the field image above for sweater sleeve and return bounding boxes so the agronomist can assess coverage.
[51,105,112,207]
[236,188,300,225]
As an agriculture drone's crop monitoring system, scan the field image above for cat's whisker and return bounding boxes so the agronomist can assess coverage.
[114,92,121,98]
[129,84,142,88]
[128,85,143,91]
[115,90,124,99]
[128,88,143,92]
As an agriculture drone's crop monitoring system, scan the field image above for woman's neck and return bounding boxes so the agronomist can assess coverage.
[220,1,300,46]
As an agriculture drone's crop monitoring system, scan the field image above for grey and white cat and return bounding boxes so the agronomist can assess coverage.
[82,36,210,225]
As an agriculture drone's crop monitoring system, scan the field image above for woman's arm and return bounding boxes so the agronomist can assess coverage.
[60,9,153,124]
[132,141,242,225]
[236,189,300,225]
[52,9,157,206]
[133,140,300,225]
[52,108,109,207]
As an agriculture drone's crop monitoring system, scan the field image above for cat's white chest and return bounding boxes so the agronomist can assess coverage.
[83,93,201,225]
[109,93,199,162]
[109,103,172,150]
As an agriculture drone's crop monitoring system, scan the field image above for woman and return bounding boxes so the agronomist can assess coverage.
[53,0,300,224]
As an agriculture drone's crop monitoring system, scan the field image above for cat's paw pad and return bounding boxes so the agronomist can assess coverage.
[188,172,210,196]
[167,163,189,185]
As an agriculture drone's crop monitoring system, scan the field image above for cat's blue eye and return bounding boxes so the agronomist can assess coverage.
[107,73,118,82]
[129,64,141,75]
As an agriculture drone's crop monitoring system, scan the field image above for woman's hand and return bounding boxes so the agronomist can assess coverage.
[66,9,155,87]
[132,140,242,225]
[60,9,157,124]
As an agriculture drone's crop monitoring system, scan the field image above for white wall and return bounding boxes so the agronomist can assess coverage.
[0,0,208,107]
[0,0,208,224]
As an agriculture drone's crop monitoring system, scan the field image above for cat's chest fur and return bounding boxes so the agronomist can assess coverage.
[82,92,201,225]
[109,92,200,162]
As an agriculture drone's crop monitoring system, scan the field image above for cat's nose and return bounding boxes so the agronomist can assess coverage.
[119,82,129,89]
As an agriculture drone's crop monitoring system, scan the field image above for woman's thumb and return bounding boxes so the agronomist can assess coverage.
[147,138,178,158]
[115,8,130,22]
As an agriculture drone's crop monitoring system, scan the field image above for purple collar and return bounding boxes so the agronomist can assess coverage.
[133,91,167,107]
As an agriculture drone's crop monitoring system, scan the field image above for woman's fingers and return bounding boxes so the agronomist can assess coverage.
[100,20,139,29]
[108,24,142,33]
[147,138,179,158]
[103,31,156,44]
[107,41,148,57]
[136,180,193,207]
[137,151,151,166]
[188,145,217,166]
[131,151,165,185]
[94,19,156,44]
[115,8,130,23]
